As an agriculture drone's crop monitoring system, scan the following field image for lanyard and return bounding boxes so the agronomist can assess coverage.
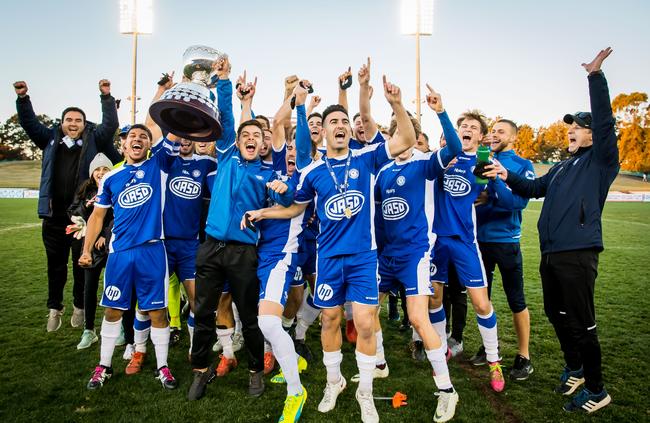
[324,151,353,219]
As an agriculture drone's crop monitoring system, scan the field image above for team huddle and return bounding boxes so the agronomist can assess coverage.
[14,47,618,422]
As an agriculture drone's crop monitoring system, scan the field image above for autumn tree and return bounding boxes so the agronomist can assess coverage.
[612,92,650,173]
[514,124,538,161]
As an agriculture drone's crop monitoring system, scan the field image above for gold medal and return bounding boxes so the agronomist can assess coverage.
[345,207,352,219]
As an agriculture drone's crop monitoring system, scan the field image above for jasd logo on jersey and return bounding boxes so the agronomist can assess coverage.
[118,183,153,208]
[169,176,201,199]
[443,175,471,197]
[382,197,409,220]
[324,190,365,220]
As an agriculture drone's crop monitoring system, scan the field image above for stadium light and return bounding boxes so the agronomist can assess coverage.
[119,0,153,124]
[400,0,434,123]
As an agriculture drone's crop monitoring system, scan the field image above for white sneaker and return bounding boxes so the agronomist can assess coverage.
[448,337,463,358]
[318,376,347,413]
[434,389,459,422]
[70,306,84,328]
[123,344,135,360]
[47,308,64,332]
[355,388,379,423]
[232,332,244,353]
[212,337,223,352]
[351,363,390,382]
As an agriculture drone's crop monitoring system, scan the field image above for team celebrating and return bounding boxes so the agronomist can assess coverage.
[14,46,618,422]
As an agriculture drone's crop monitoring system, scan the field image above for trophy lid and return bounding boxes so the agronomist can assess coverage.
[182,45,226,84]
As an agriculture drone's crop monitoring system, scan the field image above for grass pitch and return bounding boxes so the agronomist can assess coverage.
[0,199,648,422]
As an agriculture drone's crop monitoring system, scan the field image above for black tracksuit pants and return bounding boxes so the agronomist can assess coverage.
[191,236,264,372]
[540,249,603,393]
[42,219,84,311]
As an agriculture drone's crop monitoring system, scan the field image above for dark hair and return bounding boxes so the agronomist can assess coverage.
[61,107,86,124]
[456,111,488,135]
[237,119,264,140]
[352,112,361,122]
[495,119,518,134]
[255,115,270,129]
[75,177,99,203]
[126,123,153,141]
[322,104,349,125]
[308,112,322,122]
[420,132,429,142]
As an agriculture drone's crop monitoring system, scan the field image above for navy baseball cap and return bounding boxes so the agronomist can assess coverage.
[563,112,592,129]
[119,125,131,136]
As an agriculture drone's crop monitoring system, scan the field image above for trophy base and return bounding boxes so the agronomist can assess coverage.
[149,83,222,142]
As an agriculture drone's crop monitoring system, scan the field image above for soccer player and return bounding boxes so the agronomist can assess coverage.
[243,75,416,423]
[80,125,179,391]
[430,110,505,393]
[187,59,294,401]
[373,83,462,422]
[474,119,535,380]
[484,48,617,413]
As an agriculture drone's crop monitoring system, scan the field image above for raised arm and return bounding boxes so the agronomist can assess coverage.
[425,84,461,166]
[272,93,293,151]
[145,72,176,142]
[358,58,378,140]
[14,81,52,150]
[214,57,236,159]
[384,76,416,157]
[237,71,257,123]
[583,48,618,168]
[337,67,351,111]
[293,81,315,170]
[94,79,120,149]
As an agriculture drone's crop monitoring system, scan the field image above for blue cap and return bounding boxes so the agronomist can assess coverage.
[119,125,131,136]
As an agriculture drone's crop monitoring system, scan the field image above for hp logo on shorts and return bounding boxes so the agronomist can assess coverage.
[317,283,334,301]
[105,285,122,301]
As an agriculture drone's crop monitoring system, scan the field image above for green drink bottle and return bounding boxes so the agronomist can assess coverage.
[475,145,491,185]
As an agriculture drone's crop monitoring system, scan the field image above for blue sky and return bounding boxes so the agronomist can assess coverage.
[1,0,649,143]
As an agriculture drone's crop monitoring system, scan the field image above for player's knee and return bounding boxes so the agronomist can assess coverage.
[508,297,527,314]
[258,314,281,339]
[320,309,341,331]
[104,308,123,322]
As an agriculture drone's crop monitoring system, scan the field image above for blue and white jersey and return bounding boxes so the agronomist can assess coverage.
[375,149,447,257]
[272,143,287,175]
[95,139,179,252]
[295,142,392,258]
[151,143,217,240]
[349,131,384,150]
[433,151,486,242]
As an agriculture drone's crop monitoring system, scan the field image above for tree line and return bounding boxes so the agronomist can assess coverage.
[1,92,649,172]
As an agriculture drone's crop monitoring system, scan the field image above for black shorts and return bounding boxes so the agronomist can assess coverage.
[478,242,527,313]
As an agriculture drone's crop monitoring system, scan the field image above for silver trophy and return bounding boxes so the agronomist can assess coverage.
[149,45,225,141]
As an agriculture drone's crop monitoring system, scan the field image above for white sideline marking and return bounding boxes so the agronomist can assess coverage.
[0,223,40,233]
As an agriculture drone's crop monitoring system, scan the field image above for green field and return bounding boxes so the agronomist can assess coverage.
[0,199,648,422]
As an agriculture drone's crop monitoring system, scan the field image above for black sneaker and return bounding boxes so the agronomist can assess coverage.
[87,365,113,390]
[563,387,611,413]
[555,366,585,395]
[294,339,313,362]
[469,345,487,366]
[510,354,534,380]
[157,366,179,390]
[187,367,215,401]
[169,328,182,347]
[248,370,265,397]
[410,340,427,362]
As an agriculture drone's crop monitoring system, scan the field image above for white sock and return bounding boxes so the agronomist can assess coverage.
[295,294,320,341]
[187,311,195,352]
[281,315,295,331]
[150,326,170,369]
[322,350,343,385]
[134,311,151,354]
[375,330,386,366]
[355,350,376,394]
[217,327,235,359]
[344,302,353,321]
[99,317,122,368]
[429,306,448,351]
[426,345,453,390]
[259,315,302,396]
[476,307,499,362]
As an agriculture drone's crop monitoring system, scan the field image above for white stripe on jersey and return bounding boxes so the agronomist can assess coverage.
[294,159,325,204]
[160,171,168,240]
[425,179,436,252]
[369,173,377,250]
[283,210,306,253]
